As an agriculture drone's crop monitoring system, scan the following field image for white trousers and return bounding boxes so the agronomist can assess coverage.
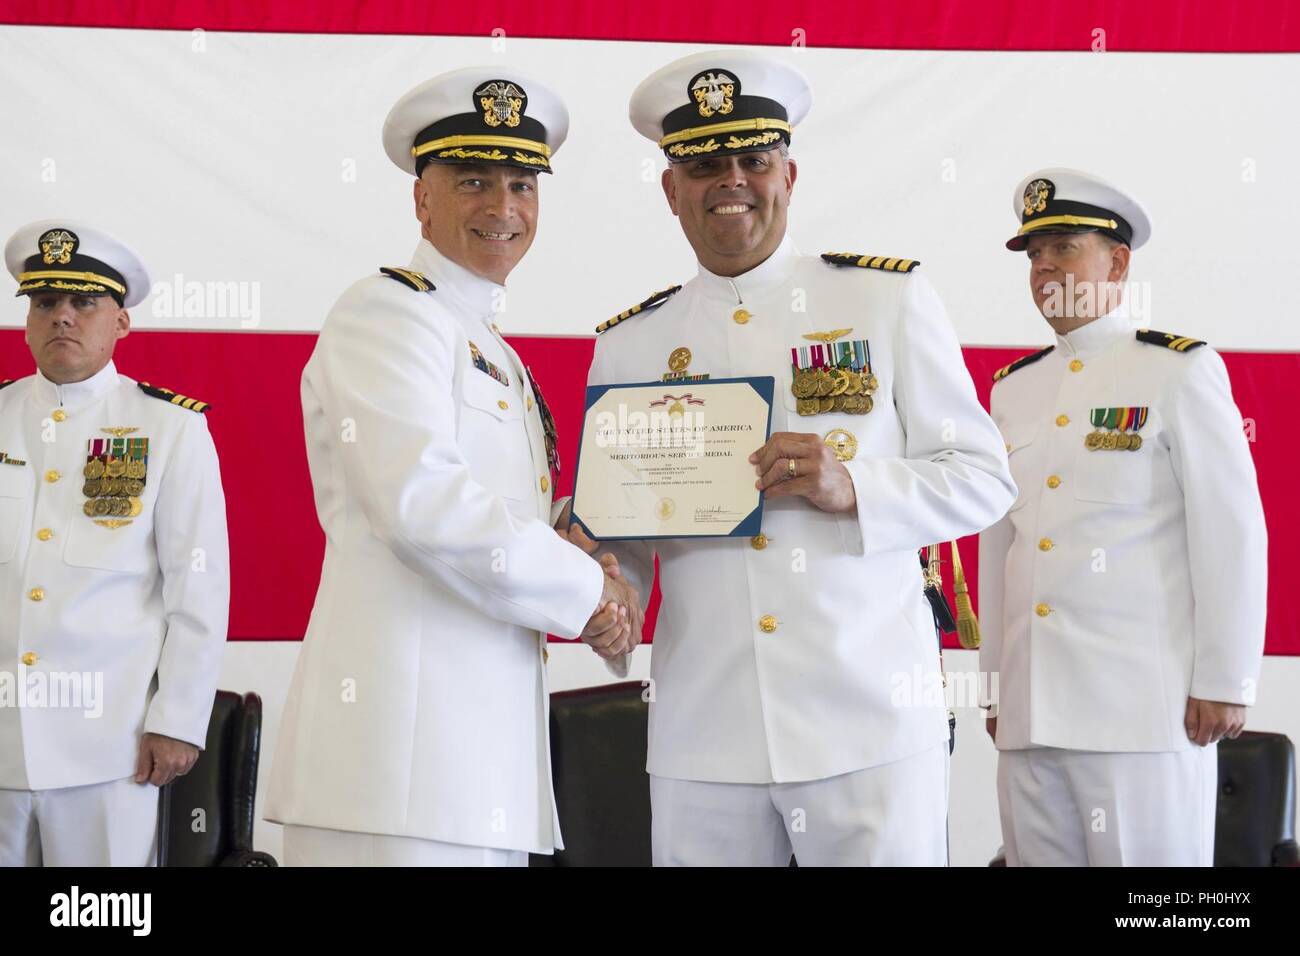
[651,742,949,866]
[282,824,529,867]
[997,745,1218,866]
[0,777,159,867]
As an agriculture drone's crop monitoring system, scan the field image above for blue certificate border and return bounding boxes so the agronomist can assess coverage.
[569,376,775,541]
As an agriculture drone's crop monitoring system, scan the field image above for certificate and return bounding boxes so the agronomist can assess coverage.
[570,377,774,540]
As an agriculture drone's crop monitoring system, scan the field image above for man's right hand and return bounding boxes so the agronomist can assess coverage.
[985,716,997,741]
[559,501,646,658]
[581,560,642,660]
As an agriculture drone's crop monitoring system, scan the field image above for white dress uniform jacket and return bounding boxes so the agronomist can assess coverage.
[265,240,605,855]
[588,237,1016,784]
[979,307,1267,751]
[0,361,229,790]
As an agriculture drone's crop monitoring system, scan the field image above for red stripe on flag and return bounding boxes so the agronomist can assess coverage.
[2,328,1295,654]
[0,1,1297,52]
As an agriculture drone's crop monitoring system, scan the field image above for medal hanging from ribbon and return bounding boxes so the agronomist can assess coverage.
[1085,406,1148,451]
[82,435,149,524]
[790,338,877,416]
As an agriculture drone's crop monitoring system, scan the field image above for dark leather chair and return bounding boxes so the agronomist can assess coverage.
[1215,730,1298,866]
[158,690,277,866]
[988,730,1299,866]
[531,681,651,867]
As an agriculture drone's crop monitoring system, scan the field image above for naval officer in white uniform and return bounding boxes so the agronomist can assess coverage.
[0,221,229,866]
[265,69,640,867]
[978,169,1267,866]
[578,51,1016,866]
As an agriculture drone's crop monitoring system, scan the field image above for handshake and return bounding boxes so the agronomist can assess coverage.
[554,503,644,661]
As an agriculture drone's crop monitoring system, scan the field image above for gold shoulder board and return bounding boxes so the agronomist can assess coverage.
[1135,329,1206,352]
[596,284,683,334]
[137,382,211,413]
[820,252,921,274]
[379,267,436,293]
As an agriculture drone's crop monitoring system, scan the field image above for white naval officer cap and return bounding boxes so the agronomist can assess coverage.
[629,49,812,162]
[5,219,151,309]
[383,67,570,176]
[1007,167,1152,252]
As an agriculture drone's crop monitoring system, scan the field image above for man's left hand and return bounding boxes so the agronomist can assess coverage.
[134,732,200,786]
[1184,697,1247,747]
[751,432,857,513]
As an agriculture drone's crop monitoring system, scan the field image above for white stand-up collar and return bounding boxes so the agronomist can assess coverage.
[31,359,120,412]
[409,238,505,323]
[1055,299,1135,358]
[695,234,798,305]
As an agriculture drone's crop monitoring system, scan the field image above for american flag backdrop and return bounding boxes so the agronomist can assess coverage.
[1,1,1297,866]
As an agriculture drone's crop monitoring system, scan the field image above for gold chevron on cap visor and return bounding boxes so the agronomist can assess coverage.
[412,133,551,159]
[1017,214,1119,237]
[17,269,127,295]
[658,117,792,149]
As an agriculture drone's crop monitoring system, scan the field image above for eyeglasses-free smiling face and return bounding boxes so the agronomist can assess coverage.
[662,146,797,278]
[415,163,540,285]
[25,292,129,385]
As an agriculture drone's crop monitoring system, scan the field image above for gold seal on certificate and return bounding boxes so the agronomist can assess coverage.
[570,377,775,539]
